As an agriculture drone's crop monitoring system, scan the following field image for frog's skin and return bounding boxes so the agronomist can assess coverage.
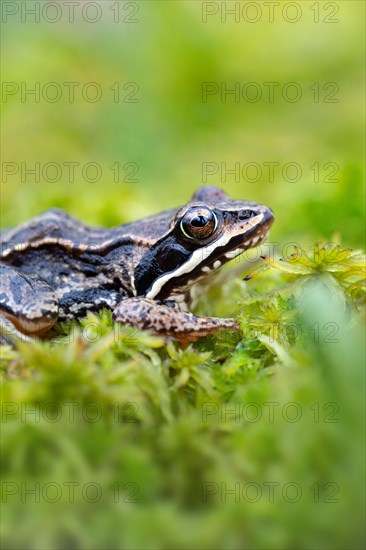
[0,186,274,344]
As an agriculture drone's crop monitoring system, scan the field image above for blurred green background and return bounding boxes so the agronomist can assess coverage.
[1,1,365,549]
[1,1,364,246]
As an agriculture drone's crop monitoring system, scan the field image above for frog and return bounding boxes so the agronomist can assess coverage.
[0,186,274,344]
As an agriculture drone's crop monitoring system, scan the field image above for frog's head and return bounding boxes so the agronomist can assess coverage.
[135,186,274,302]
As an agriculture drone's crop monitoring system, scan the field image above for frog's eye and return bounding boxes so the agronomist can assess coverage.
[180,207,218,240]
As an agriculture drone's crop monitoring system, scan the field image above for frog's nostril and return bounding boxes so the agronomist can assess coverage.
[238,209,257,221]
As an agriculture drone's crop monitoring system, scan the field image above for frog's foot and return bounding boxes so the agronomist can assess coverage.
[0,264,59,343]
[113,297,241,344]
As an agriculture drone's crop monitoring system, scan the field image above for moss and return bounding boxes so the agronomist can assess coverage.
[1,245,365,549]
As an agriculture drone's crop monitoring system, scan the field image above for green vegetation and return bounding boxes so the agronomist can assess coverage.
[1,2,365,549]
[1,245,365,549]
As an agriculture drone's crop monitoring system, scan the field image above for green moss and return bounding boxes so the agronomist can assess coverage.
[1,245,365,549]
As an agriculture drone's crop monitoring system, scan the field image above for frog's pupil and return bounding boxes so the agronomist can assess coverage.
[191,215,208,227]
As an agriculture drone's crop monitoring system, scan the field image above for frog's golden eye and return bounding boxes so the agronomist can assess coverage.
[180,208,218,240]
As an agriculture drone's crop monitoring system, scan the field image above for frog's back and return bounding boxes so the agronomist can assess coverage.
[0,206,176,303]
[1,207,177,252]
[0,209,134,317]
[0,208,111,252]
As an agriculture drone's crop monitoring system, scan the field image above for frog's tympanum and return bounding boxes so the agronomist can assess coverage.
[0,186,274,343]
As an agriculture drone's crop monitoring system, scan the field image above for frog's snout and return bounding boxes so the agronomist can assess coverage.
[263,206,275,227]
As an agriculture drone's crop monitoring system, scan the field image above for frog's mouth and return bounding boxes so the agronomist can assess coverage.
[204,229,270,269]
[145,209,274,301]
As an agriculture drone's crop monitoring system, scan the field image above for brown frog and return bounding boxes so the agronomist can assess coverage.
[0,186,274,343]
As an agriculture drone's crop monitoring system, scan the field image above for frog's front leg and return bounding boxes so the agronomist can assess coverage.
[113,297,240,343]
[0,264,59,343]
